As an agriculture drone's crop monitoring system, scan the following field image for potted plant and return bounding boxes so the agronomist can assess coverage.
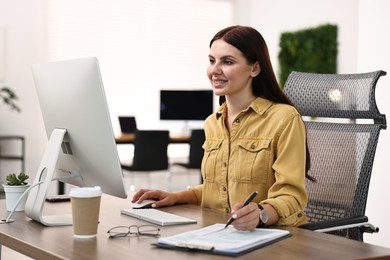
[0,87,21,173]
[0,86,20,112]
[2,172,30,211]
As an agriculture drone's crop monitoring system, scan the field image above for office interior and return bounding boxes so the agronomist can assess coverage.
[0,0,389,250]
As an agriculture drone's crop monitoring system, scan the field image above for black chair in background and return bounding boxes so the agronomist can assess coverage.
[119,116,137,133]
[172,129,205,184]
[121,130,170,191]
[284,70,387,241]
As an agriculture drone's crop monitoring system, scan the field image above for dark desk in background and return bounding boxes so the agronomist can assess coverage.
[57,134,191,194]
[115,133,191,144]
[1,195,390,259]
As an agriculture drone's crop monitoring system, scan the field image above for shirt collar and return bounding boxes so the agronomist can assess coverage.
[215,97,273,120]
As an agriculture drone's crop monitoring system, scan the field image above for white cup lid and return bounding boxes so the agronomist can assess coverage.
[69,186,102,198]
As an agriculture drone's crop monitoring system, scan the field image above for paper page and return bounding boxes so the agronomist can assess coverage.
[158,223,290,253]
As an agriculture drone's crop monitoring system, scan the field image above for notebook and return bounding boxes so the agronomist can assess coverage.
[121,208,197,226]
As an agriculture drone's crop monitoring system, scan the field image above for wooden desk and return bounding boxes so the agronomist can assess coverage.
[1,195,390,260]
[115,133,190,144]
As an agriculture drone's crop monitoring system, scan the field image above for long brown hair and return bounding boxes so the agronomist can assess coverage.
[210,25,314,181]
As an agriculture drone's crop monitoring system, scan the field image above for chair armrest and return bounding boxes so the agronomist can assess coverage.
[300,215,367,230]
[299,215,379,234]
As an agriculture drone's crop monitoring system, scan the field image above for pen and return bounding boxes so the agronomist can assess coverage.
[224,191,258,229]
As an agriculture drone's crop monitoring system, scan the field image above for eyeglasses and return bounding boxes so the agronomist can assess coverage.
[107,225,160,238]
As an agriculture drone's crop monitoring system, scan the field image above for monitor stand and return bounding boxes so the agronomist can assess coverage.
[25,128,75,226]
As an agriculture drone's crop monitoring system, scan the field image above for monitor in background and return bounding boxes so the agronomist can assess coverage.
[26,57,127,227]
[119,116,137,133]
[159,90,213,121]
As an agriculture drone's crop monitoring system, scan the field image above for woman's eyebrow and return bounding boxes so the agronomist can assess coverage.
[208,54,236,60]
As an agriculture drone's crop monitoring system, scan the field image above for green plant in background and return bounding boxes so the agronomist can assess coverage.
[278,24,338,88]
[0,86,21,112]
[5,172,29,186]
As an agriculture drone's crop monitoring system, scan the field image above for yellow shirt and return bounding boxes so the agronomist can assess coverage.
[190,97,308,226]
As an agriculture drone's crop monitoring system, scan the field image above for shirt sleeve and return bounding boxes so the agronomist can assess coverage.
[188,184,203,206]
[262,114,308,226]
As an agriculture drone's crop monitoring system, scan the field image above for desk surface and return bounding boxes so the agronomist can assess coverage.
[1,195,390,260]
[115,133,190,144]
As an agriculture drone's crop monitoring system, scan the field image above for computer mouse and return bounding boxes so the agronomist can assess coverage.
[131,199,156,209]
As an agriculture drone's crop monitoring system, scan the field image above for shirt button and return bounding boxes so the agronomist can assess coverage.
[298,213,303,218]
[224,162,227,167]
[235,118,240,123]
[225,208,229,213]
[222,186,227,192]
[251,144,256,149]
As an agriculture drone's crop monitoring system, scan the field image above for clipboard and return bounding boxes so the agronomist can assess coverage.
[153,223,292,256]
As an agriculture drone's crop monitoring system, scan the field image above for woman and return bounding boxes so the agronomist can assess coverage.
[132,25,309,231]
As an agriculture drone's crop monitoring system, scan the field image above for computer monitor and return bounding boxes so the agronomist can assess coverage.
[159,90,213,121]
[118,116,137,133]
[25,57,127,226]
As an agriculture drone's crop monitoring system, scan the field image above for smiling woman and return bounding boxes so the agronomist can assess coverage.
[131,25,311,232]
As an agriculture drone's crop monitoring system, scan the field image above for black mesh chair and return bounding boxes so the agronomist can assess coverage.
[284,70,387,241]
[121,130,170,191]
[172,129,205,184]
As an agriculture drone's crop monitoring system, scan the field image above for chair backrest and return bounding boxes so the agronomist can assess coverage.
[132,130,169,171]
[284,70,386,239]
[187,129,205,169]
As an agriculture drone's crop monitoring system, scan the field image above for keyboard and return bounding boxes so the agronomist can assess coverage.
[121,208,197,226]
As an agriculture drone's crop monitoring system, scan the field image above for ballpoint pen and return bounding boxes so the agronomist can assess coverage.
[224,191,258,229]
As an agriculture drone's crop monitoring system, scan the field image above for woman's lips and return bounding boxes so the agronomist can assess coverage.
[212,78,227,88]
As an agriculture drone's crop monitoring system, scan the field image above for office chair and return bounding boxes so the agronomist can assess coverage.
[172,129,205,184]
[121,130,170,191]
[283,70,387,241]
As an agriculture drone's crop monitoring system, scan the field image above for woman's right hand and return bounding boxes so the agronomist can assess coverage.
[131,189,179,208]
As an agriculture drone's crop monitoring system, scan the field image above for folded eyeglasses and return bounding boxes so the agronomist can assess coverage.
[107,224,160,238]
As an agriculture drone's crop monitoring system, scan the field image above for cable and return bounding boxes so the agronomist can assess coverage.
[1,171,81,224]
[1,181,44,224]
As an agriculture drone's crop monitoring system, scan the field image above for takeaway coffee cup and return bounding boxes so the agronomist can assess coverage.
[69,186,102,239]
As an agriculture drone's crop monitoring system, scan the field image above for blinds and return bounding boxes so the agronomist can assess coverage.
[46,0,233,134]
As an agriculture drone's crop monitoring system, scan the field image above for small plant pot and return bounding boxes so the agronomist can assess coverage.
[2,184,31,211]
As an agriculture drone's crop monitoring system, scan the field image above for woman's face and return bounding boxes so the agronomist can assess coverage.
[207,40,259,98]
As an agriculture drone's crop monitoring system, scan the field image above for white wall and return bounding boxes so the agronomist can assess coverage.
[0,0,389,248]
[357,0,390,248]
[0,0,47,189]
[244,0,390,248]
[244,0,359,75]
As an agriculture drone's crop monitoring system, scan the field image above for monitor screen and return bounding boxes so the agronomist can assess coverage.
[119,116,137,133]
[26,57,127,226]
[160,90,213,121]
